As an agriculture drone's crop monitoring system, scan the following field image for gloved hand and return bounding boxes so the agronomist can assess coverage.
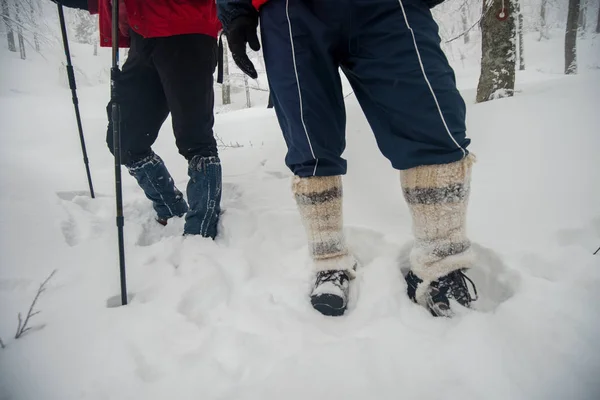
[225,14,260,79]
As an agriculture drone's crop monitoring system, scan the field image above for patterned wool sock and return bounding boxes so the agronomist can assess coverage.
[401,154,476,288]
[292,175,357,277]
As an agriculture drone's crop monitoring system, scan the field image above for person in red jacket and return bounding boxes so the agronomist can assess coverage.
[54,0,223,239]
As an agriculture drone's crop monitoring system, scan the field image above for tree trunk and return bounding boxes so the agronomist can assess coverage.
[476,0,516,103]
[31,2,40,52]
[597,0,600,33]
[565,0,580,74]
[222,38,231,105]
[539,0,547,40]
[15,1,25,60]
[93,40,98,56]
[517,0,525,70]
[462,6,469,44]
[1,0,16,52]
[578,0,587,33]
[244,74,251,108]
[267,93,273,108]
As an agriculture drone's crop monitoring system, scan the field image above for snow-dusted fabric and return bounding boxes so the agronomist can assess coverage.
[126,152,188,221]
[401,154,476,285]
[292,175,357,277]
[184,156,222,238]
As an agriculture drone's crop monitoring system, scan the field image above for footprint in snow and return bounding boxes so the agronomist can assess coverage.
[264,170,290,180]
[129,344,163,383]
[56,191,111,246]
[221,182,244,210]
[555,216,600,254]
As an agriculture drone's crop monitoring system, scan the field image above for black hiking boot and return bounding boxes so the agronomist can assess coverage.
[310,269,350,317]
[156,217,168,226]
[405,269,478,317]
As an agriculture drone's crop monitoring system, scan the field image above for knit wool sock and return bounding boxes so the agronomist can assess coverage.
[292,175,357,277]
[401,154,476,284]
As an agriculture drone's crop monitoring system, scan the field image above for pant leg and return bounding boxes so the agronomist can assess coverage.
[343,0,475,284]
[342,0,469,170]
[106,31,169,165]
[260,0,347,177]
[151,34,219,160]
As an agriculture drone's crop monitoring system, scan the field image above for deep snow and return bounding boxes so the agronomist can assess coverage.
[0,27,600,400]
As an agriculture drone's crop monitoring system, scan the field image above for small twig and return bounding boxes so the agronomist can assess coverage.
[594,246,599,255]
[0,337,5,349]
[445,1,494,44]
[215,133,244,149]
[446,18,481,44]
[16,313,23,338]
[15,269,57,339]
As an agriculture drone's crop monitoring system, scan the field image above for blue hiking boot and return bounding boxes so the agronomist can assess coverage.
[126,152,189,223]
[184,155,222,238]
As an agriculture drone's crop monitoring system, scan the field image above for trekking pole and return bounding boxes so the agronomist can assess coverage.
[57,4,95,199]
[110,0,128,306]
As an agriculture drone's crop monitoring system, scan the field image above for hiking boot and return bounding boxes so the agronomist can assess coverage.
[310,269,350,317]
[405,269,478,317]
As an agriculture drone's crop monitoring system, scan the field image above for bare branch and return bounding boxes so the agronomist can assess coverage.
[15,269,57,339]
[215,134,244,149]
[15,312,23,338]
[0,12,55,48]
[445,0,495,44]
[0,336,5,349]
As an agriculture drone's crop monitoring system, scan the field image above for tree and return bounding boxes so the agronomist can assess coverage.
[2,0,54,55]
[1,0,16,52]
[565,0,581,74]
[244,73,251,108]
[75,9,98,53]
[476,0,516,103]
[597,0,600,33]
[222,37,231,105]
[30,0,39,51]
[461,5,470,44]
[15,0,25,59]
[517,0,525,70]
[578,0,587,33]
[538,0,548,40]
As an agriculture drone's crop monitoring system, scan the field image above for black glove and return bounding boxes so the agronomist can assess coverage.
[51,0,89,10]
[422,0,445,8]
[225,14,261,79]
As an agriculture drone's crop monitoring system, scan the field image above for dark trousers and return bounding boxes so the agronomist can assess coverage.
[260,0,469,177]
[107,31,218,165]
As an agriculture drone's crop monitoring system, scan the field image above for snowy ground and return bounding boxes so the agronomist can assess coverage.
[1,30,600,400]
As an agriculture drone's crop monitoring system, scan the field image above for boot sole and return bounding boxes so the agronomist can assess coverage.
[311,294,346,317]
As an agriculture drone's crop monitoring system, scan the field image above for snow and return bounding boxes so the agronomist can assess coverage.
[1,25,600,400]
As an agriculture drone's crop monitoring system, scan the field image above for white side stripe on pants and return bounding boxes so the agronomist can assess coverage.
[396,0,467,158]
[285,0,319,176]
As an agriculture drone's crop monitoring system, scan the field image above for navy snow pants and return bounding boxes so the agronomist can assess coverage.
[260,0,469,177]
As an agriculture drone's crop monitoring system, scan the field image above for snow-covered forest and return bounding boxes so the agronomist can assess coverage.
[1,1,599,399]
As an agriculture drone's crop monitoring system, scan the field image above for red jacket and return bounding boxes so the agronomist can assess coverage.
[252,0,269,9]
[88,0,221,48]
